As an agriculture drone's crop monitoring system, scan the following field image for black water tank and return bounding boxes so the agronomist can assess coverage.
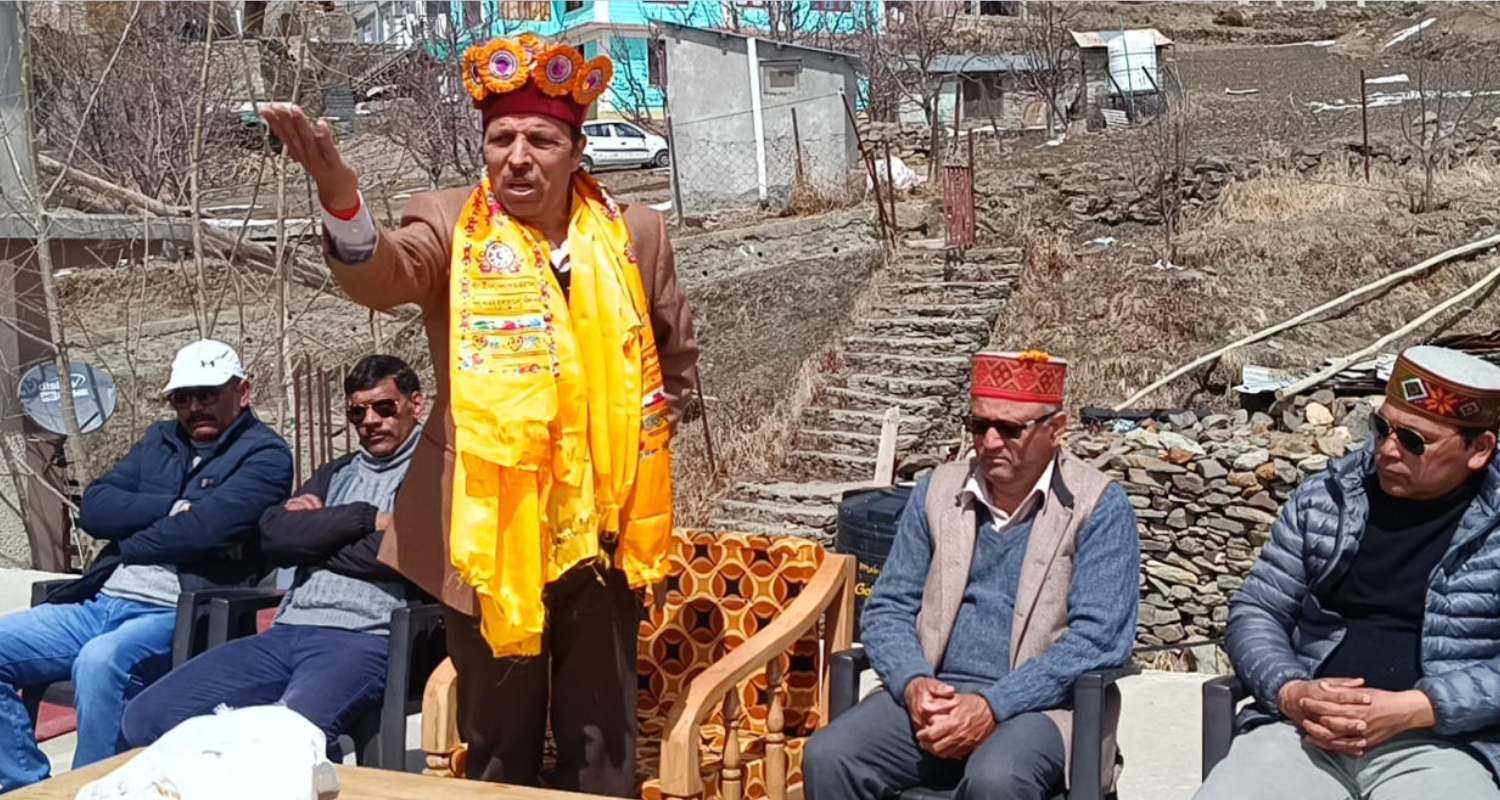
[835,484,913,631]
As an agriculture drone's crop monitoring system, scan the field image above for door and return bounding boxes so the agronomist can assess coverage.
[583,122,623,166]
[610,123,652,166]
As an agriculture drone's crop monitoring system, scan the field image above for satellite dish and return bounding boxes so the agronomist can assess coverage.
[17,361,118,436]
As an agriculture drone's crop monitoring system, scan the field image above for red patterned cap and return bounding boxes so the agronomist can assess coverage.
[971,350,1067,404]
[1386,346,1500,429]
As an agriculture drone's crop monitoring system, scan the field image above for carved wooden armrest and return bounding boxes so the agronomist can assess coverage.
[656,553,855,799]
[420,657,466,778]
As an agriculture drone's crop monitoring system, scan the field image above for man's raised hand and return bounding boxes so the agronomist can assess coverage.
[258,103,360,212]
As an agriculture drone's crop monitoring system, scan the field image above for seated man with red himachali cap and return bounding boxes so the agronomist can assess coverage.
[1197,346,1500,800]
[260,35,699,795]
[804,351,1141,800]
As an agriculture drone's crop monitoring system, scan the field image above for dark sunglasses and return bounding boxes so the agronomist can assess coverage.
[965,411,1057,440]
[1371,413,1431,456]
[167,386,225,410]
[346,399,401,424]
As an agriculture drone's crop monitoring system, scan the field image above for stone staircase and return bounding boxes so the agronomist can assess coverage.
[706,246,1022,541]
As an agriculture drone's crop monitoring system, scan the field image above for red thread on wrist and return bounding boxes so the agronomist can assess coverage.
[324,197,362,221]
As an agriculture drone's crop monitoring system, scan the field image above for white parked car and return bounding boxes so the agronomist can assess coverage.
[581,120,670,172]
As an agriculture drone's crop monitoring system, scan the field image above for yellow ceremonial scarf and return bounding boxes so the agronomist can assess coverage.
[447,171,674,657]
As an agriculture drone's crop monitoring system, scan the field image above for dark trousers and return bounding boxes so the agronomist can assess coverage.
[444,562,639,797]
[803,688,1066,800]
[121,623,388,757]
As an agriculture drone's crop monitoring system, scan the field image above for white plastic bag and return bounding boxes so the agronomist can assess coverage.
[75,705,339,800]
[865,154,924,192]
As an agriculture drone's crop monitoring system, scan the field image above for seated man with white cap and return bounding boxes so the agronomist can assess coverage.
[0,339,291,791]
[1198,345,1500,799]
[804,350,1141,800]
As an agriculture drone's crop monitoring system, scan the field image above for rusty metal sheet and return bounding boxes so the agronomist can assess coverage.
[943,164,975,250]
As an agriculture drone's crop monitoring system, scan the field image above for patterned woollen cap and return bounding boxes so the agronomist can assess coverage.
[1385,345,1500,429]
[971,350,1067,404]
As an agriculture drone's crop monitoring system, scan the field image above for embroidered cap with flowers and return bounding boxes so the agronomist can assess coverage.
[970,349,1067,405]
[460,33,613,132]
[1384,345,1500,431]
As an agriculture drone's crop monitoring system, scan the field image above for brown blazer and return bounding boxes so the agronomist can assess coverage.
[917,454,1123,791]
[325,187,700,615]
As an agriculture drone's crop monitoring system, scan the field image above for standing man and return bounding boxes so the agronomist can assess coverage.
[1197,346,1500,799]
[260,35,698,795]
[804,351,1140,800]
[122,354,425,757]
[0,339,291,791]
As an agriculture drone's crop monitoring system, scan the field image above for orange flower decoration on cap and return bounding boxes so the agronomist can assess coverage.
[535,45,584,97]
[479,38,529,95]
[1016,349,1052,363]
[516,33,544,61]
[573,56,613,106]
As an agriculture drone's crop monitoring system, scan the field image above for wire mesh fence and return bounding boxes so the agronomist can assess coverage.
[669,92,861,217]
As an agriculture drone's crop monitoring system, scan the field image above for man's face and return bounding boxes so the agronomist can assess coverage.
[347,377,424,459]
[1373,402,1495,500]
[483,114,584,227]
[969,396,1065,487]
[169,379,251,442]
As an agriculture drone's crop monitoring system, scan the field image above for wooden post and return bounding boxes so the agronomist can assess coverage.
[720,692,743,800]
[303,357,315,467]
[968,128,976,169]
[876,139,888,234]
[764,661,787,800]
[693,370,719,478]
[665,114,685,226]
[291,359,303,485]
[1359,69,1371,182]
[320,367,333,462]
[790,106,805,186]
[841,90,893,244]
[871,407,899,486]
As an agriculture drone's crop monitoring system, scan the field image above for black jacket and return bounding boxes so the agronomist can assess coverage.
[258,453,403,583]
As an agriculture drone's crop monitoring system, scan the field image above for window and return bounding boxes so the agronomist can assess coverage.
[647,38,666,88]
[613,123,645,139]
[761,60,801,93]
[960,75,1004,121]
[463,0,483,27]
[564,0,585,11]
[498,0,551,21]
[811,1,852,10]
[583,123,609,137]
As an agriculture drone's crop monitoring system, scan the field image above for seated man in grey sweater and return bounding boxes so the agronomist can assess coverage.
[804,351,1140,800]
[121,354,425,754]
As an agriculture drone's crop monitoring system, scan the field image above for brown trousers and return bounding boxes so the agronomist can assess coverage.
[443,561,639,797]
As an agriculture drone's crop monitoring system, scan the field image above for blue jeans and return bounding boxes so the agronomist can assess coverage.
[0,595,176,792]
[122,623,388,758]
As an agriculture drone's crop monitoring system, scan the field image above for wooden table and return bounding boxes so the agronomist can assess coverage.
[12,752,607,799]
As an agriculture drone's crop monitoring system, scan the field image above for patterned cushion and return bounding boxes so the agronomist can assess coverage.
[635,531,825,798]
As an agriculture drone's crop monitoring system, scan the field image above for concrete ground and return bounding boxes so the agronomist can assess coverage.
[0,568,1207,797]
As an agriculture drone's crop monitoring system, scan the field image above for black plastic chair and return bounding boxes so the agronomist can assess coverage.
[1200,674,1249,780]
[200,589,447,772]
[829,647,1136,800]
[19,578,260,731]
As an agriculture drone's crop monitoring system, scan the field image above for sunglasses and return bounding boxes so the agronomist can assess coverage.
[346,399,401,424]
[167,386,225,410]
[1371,413,1432,456]
[965,411,1057,440]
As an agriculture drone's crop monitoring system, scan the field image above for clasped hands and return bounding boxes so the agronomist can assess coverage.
[904,677,996,761]
[1278,677,1436,757]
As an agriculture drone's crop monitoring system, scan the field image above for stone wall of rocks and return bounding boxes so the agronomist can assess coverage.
[1069,392,1378,647]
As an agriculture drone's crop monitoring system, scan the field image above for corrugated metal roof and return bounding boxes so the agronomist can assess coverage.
[928,54,1040,74]
[1070,28,1173,49]
[655,20,865,66]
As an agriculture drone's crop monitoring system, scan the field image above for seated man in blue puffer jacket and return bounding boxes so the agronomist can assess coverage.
[1197,345,1500,800]
[0,340,291,793]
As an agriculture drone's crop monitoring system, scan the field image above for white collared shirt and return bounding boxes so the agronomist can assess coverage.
[962,458,1055,531]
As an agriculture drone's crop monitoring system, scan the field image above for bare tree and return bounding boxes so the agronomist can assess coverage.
[381,48,483,189]
[1393,55,1499,213]
[849,1,961,179]
[1129,76,1191,266]
[1009,0,1079,139]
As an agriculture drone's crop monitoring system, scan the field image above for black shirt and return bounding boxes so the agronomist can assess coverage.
[1316,475,1482,691]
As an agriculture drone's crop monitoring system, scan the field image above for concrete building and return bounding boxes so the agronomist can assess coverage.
[925,54,1053,132]
[659,22,861,213]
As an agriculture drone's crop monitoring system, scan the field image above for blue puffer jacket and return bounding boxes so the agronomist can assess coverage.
[1228,442,1500,776]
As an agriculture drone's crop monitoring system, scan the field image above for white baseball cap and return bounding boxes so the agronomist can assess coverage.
[161,339,247,396]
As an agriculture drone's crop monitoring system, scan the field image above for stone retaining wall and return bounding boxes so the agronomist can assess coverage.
[1070,393,1379,647]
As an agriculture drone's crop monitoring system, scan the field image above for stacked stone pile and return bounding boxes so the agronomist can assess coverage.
[1070,391,1380,647]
